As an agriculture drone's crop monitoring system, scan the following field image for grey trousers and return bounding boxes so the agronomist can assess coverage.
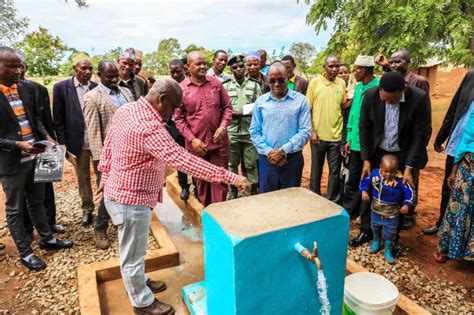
[105,199,154,308]
[74,150,100,214]
[0,160,53,257]
[310,141,342,202]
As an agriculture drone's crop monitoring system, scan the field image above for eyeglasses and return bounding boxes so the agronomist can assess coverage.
[268,78,287,84]
[231,64,245,70]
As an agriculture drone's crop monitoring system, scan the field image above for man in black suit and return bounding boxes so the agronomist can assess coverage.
[350,71,430,255]
[423,70,474,235]
[53,53,98,226]
[19,59,65,234]
[0,47,72,270]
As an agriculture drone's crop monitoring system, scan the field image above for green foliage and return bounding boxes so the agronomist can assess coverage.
[302,0,474,67]
[289,42,317,77]
[0,0,29,45]
[183,43,214,65]
[21,27,67,80]
[144,38,183,75]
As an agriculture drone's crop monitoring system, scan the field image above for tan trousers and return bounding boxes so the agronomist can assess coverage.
[74,150,100,214]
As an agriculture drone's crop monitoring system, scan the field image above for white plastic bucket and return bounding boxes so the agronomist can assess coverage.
[343,272,399,315]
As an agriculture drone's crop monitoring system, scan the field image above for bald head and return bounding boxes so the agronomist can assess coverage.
[187,51,204,65]
[380,154,399,180]
[187,51,207,81]
[0,46,22,86]
[145,78,183,121]
[149,78,182,99]
[268,61,288,77]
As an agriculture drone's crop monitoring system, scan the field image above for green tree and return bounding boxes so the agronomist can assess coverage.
[0,0,29,45]
[21,27,67,81]
[183,44,214,65]
[289,42,317,77]
[144,38,182,75]
[302,0,474,67]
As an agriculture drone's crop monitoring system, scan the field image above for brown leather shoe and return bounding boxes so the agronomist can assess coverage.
[146,279,167,293]
[133,299,174,315]
[94,230,110,249]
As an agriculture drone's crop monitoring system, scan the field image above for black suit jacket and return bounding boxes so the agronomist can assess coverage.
[0,81,49,175]
[359,86,431,169]
[28,80,55,139]
[53,77,97,157]
[435,71,474,148]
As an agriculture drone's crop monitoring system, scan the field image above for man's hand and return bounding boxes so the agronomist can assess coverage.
[45,135,59,146]
[15,141,44,154]
[434,142,444,153]
[267,148,284,165]
[361,160,371,179]
[361,191,370,202]
[213,127,226,144]
[447,164,459,189]
[234,175,251,194]
[274,158,288,167]
[341,142,351,157]
[375,54,389,67]
[403,167,415,186]
[310,130,319,145]
[400,204,409,215]
[191,138,207,156]
[94,182,104,204]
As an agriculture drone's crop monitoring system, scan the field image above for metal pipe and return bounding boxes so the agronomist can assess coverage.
[294,242,323,270]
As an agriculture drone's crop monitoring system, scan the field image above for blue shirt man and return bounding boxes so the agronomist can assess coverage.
[250,62,311,193]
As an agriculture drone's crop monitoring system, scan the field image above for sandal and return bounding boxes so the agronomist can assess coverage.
[434,251,448,263]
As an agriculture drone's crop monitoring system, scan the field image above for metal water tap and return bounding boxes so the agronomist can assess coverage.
[296,241,323,270]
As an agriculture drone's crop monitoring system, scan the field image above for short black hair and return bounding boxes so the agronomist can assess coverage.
[339,63,349,70]
[98,60,117,73]
[213,50,227,59]
[268,61,288,76]
[147,77,156,83]
[380,71,406,92]
[281,55,295,64]
[169,59,184,67]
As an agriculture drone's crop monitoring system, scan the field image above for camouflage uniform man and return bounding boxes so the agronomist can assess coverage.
[223,55,261,198]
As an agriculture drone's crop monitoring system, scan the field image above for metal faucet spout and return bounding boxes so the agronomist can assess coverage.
[294,242,323,270]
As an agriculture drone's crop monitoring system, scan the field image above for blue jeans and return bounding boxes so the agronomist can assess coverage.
[104,199,154,308]
[371,212,398,241]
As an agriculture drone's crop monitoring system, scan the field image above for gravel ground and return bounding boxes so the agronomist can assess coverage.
[347,230,474,314]
[0,189,159,314]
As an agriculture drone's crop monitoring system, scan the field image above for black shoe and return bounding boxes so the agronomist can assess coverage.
[229,186,238,200]
[0,243,5,250]
[146,279,167,293]
[422,225,439,235]
[180,187,190,201]
[349,232,373,247]
[401,216,416,230]
[251,184,258,195]
[82,212,93,226]
[39,239,73,250]
[21,254,46,271]
[391,241,402,257]
[50,224,66,234]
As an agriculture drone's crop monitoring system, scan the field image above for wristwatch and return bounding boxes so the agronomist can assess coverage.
[279,147,287,158]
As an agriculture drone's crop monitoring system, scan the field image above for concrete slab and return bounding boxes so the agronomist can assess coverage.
[77,209,180,315]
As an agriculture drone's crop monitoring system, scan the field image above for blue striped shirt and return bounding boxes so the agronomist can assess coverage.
[249,90,311,155]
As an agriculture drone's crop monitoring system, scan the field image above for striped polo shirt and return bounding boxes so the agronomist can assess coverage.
[0,83,36,163]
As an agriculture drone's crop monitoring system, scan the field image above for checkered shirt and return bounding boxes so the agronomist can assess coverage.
[98,97,237,208]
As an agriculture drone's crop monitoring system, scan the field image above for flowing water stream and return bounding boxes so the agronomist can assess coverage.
[316,269,331,315]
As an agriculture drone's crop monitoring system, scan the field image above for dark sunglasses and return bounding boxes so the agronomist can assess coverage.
[268,78,287,84]
[231,64,245,70]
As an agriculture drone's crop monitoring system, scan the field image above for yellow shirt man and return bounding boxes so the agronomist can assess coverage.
[306,74,346,141]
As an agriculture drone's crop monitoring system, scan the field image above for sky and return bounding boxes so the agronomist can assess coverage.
[14,0,332,56]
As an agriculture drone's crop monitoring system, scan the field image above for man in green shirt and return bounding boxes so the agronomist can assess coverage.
[342,55,380,247]
[224,55,262,198]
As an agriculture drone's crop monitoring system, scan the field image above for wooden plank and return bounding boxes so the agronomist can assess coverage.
[77,212,180,315]
[166,172,204,228]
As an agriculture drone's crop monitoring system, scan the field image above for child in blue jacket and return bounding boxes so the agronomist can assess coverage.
[360,154,415,264]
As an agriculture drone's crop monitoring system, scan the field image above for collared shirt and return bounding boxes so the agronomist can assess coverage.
[260,64,269,77]
[249,90,311,155]
[446,100,474,157]
[346,77,379,151]
[223,77,262,136]
[0,83,35,163]
[175,76,233,150]
[288,75,296,91]
[206,68,232,82]
[306,75,346,141]
[74,76,92,150]
[98,97,237,208]
[99,83,128,108]
[378,93,405,152]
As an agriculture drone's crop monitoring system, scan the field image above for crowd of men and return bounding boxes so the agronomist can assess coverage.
[0,44,472,314]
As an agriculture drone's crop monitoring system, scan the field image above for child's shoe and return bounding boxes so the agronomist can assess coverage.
[384,240,396,264]
[370,233,381,253]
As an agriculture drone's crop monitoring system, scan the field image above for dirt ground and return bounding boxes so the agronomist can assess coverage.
[0,67,472,312]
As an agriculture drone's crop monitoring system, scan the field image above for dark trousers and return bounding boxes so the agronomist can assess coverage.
[343,150,363,216]
[310,141,341,202]
[0,160,53,257]
[259,151,303,193]
[437,155,454,227]
[24,181,56,235]
[167,119,189,189]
